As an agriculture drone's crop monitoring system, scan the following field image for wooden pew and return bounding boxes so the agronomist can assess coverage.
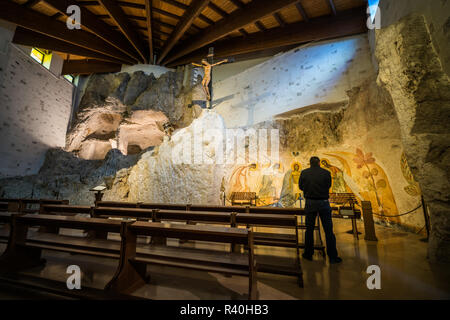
[0,212,13,244]
[0,214,124,272]
[96,201,325,250]
[0,198,69,214]
[38,204,94,235]
[94,206,323,254]
[0,214,259,299]
[106,221,258,299]
[39,204,92,215]
[96,200,303,215]
[0,202,8,212]
[94,207,305,286]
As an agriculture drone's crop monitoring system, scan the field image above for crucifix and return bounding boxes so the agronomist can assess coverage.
[191,48,229,108]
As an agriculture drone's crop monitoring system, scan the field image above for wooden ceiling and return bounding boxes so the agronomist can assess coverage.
[0,0,368,74]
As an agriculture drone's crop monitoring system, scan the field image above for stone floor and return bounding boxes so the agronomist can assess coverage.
[0,219,449,300]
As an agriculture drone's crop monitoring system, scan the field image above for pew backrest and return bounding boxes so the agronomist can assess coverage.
[40,204,92,215]
[16,214,123,233]
[129,221,250,245]
[96,200,305,215]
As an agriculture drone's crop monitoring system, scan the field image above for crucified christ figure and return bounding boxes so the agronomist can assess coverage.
[192,58,228,101]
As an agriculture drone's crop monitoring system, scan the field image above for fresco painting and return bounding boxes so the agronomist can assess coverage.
[225,148,407,224]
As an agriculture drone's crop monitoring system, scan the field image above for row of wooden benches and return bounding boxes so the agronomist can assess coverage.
[0,198,331,298]
[0,212,259,299]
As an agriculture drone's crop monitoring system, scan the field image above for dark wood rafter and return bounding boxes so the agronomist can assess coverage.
[152,7,203,31]
[239,28,249,37]
[95,13,199,33]
[161,0,301,65]
[228,0,244,9]
[0,0,134,64]
[208,2,227,19]
[255,21,267,32]
[273,12,286,27]
[144,0,154,64]
[98,0,148,63]
[24,0,42,8]
[12,27,124,64]
[295,1,309,22]
[62,59,122,75]
[51,12,63,19]
[43,0,141,63]
[167,7,367,67]
[327,0,337,15]
[157,0,211,64]
[160,0,220,25]
[0,0,370,75]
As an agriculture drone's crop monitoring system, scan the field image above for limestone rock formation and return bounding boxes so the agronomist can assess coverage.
[66,69,205,160]
[375,14,450,262]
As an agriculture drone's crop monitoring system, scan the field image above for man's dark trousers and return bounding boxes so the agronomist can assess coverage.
[304,199,338,259]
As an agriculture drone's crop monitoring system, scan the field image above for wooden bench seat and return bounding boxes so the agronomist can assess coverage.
[40,204,92,216]
[0,202,8,212]
[0,214,124,272]
[96,200,304,215]
[94,206,306,286]
[95,201,323,245]
[136,245,249,276]
[25,232,121,259]
[0,213,13,243]
[0,214,259,299]
[0,199,69,214]
[106,221,258,299]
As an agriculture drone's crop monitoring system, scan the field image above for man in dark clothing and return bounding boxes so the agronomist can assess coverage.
[299,156,342,264]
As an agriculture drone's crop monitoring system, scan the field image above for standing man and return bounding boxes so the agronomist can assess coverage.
[299,156,342,264]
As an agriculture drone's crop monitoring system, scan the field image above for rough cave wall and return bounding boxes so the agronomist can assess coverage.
[66,69,203,160]
[369,0,450,77]
[375,14,450,262]
[95,75,424,233]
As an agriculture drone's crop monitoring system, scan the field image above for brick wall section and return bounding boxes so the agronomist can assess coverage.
[0,44,73,178]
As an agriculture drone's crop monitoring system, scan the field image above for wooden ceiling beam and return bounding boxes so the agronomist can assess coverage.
[12,27,124,64]
[144,0,153,64]
[239,28,249,37]
[273,12,286,27]
[43,0,141,63]
[167,7,367,67]
[80,1,218,27]
[228,0,244,9]
[157,0,211,64]
[80,1,145,9]
[152,7,203,31]
[98,0,148,63]
[62,59,122,75]
[162,0,301,65]
[160,0,217,25]
[152,7,180,20]
[295,2,309,22]
[208,2,227,19]
[24,0,42,8]
[0,1,133,64]
[327,0,337,16]
[255,21,267,32]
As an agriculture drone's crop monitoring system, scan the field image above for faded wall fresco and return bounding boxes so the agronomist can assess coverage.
[224,147,420,227]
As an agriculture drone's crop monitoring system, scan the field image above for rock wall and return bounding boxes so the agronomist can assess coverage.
[375,14,450,262]
[66,69,204,159]
[99,76,425,233]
